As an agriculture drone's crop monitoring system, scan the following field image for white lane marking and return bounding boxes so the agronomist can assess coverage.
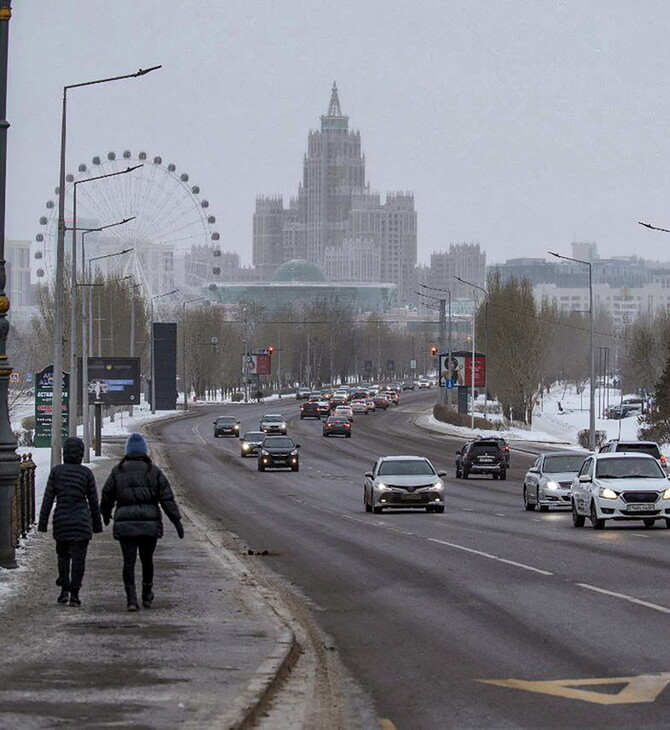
[494,513,506,517]
[462,508,474,512]
[192,425,207,444]
[427,537,553,576]
[576,583,670,615]
[632,533,650,539]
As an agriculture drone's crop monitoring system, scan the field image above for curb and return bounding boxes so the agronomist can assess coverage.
[143,415,301,730]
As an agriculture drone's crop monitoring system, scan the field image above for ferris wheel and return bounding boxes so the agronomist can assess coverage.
[33,150,221,296]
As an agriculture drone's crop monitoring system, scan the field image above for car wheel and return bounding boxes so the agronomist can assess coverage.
[492,473,499,480]
[523,487,535,511]
[346,432,352,438]
[537,488,548,512]
[666,518,670,529]
[434,505,445,514]
[499,470,507,481]
[572,501,585,527]
[364,492,372,512]
[590,500,605,529]
[455,467,461,478]
[643,518,656,528]
[462,468,469,479]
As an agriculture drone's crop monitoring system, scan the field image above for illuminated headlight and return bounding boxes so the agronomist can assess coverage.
[433,482,443,490]
[234,424,239,430]
[281,423,286,429]
[290,449,298,456]
[663,488,670,500]
[545,481,559,491]
[242,444,250,451]
[600,487,618,500]
[261,449,270,456]
[376,482,389,490]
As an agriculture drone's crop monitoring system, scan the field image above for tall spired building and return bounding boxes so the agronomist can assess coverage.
[253,83,417,303]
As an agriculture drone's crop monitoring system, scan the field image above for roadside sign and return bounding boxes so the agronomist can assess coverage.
[444,378,455,389]
[9,372,19,383]
[34,366,69,448]
[410,359,417,370]
[78,357,141,405]
[386,360,395,372]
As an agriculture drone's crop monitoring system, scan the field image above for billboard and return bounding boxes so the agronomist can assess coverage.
[34,366,69,448]
[241,353,271,376]
[439,351,486,388]
[78,357,141,405]
[153,323,177,411]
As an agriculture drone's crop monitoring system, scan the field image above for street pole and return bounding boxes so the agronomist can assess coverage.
[471,294,476,429]
[51,65,160,467]
[182,296,206,410]
[438,298,446,405]
[0,0,19,568]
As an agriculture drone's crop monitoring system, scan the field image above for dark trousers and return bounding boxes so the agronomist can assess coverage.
[119,537,158,597]
[56,539,90,592]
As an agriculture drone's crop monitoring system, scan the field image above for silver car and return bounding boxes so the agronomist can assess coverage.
[523,451,586,511]
[364,455,446,514]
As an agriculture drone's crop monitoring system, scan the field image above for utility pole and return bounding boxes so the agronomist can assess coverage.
[0,0,19,568]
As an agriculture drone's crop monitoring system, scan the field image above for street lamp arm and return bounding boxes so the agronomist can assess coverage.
[65,65,162,91]
[638,221,670,233]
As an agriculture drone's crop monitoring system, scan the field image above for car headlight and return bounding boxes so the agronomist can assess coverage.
[242,443,250,451]
[663,488,670,500]
[290,449,298,456]
[545,480,559,491]
[600,487,618,500]
[433,481,443,489]
[261,449,270,456]
[234,424,239,430]
[376,482,388,490]
[281,423,287,429]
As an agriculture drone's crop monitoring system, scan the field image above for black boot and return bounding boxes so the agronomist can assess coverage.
[142,583,154,608]
[57,588,69,604]
[68,590,81,607]
[126,585,139,612]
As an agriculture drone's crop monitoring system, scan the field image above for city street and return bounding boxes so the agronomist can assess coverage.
[153,390,670,729]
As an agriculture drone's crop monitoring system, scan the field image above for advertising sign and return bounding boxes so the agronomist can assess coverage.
[439,351,486,388]
[34,366,69,448]
[241,353,272,376]
[78,357,141,405]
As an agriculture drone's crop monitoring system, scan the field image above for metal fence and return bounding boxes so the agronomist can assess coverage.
[11,453,36,546]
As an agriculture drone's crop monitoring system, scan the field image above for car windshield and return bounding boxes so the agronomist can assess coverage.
[544,455,585,473]
[596,457,664,479]
[243,432,264,441]
[217,418,237,425]
[615,443,661,458]
[262,415,282,422]
[264,437,294,448]
[378,459,435,476]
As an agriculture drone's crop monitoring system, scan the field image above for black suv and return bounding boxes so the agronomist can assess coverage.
[258,435,300,472]
[455,439,507,480]
[213,416,240,437]
[299,401,322,419]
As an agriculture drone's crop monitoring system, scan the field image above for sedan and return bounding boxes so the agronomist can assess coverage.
[571,453,670,529]
[364,456,446,514]
[316,400,331,417]
[350,399,369,415]
[213,416,241,438]
[523,451,586,511]
[334,405,354,421]
[239,431,265,458]
[258,435,300,472]
[372,394,389,410]
[323,416,352,437]
[259,413,287,434]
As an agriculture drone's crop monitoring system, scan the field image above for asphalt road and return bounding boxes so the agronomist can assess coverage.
[155,391,670,729]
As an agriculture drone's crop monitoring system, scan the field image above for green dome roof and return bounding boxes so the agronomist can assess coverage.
[273,259,327,283]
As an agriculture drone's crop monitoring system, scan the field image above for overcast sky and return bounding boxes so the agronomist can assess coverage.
[6,0,670,266]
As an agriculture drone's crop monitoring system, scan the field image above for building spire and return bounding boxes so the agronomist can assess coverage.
[327,81,342,117]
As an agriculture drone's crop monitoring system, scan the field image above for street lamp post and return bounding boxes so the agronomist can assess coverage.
[182,297,206,410]
[0,0,19,568]
[68,166,141,437]
[550,251,595,450]
[151,290,178,415]
[51,64,160,467]
[420,284,453,408]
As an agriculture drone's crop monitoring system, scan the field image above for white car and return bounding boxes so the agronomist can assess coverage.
[334,405,354,421]
[417,379,431,389]
[571,452,670,529]
[350,399,369,415]
[364,455,446,514]
[523,451,586,511]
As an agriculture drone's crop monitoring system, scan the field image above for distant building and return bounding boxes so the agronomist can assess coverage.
[428,243,486,300]
[252,83,417,303]
[572,241,598,262]
[6,239,36,326]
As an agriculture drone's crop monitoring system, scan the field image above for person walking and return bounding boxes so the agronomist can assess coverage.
[38,436,103,607]
[100,433,184,612]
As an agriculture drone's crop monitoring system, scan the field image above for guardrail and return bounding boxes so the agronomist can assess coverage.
[12,453,36,546]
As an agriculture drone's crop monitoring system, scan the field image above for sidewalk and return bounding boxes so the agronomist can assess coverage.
[0,446,296,730]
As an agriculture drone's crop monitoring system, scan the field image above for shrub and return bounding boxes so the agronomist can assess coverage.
[433,404,502,430]
[21,416,35,431]
[577,429,607,450]
[231,392,244,402]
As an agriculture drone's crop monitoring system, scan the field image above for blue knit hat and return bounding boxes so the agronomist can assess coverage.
[125,433,148,455]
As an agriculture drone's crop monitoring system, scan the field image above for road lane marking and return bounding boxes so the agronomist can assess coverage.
[427,538,553,576]
[478,673,670,705]
[494,513,506,517]
[192,425,207,444]
[576,583,670,615]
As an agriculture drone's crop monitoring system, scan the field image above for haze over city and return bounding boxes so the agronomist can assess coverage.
[7,0,670,266]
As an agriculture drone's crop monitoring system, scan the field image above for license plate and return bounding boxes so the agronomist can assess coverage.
[401,493,422,500]
[479,456,494,462]
[627,503,655,512]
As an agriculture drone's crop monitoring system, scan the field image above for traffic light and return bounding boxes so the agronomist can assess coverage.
[430,345,438,357]
[268,345,275,356]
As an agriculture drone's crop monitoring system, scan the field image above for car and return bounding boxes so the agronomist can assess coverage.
[316,400,331,417]
[523,451,586,511]
[365,397,376,412]
[299,401,321,419]
[259,413,287,434]
[372,394,390,410]
[605,404,639,420]
[307,392,323,402]
[239,431,265,457]
[323,415,352,437]
[351,390,369,401]
[402,381,416,391]
[417,379,431,389]
[364,455,446,514]
[598,439,667,471]
[295,387,312,400]
[334,405,354,421]
[258,435,300,472]
[350,399,368,415]
[455,439,507,479]
[329,392,349,408]
[213,416,241,437]
[571,452,670,529]
[481,436,511,466]
[386,389,400,405]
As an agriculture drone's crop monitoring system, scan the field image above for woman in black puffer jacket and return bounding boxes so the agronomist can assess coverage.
[38,436,103,607]
[100,433,184,611]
